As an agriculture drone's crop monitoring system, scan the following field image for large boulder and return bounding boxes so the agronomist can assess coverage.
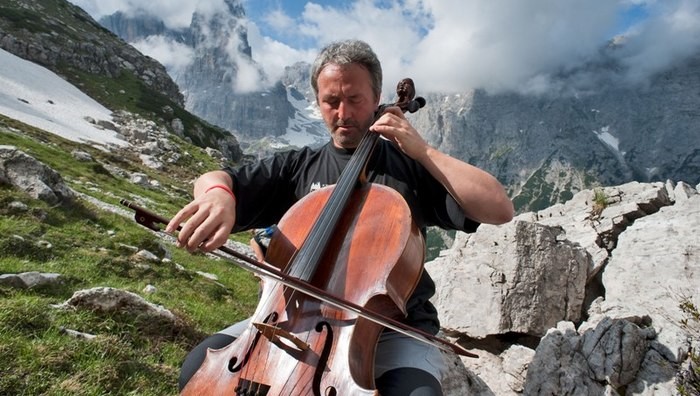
[429,181,699,395]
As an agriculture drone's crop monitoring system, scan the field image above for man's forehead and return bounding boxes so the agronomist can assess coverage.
[318,65,371,87]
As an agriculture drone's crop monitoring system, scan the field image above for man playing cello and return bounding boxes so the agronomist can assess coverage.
[169,39,513,396]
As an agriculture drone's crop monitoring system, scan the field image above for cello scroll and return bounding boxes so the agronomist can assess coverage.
[376,78,426,118]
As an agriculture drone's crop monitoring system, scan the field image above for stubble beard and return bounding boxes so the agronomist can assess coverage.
[330,114,375,149]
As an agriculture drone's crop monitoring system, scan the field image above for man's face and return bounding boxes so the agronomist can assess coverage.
[316,63,380,149]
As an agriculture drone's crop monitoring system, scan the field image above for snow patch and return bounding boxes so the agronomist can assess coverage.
[0,49,126,148]
[593,125,624,155]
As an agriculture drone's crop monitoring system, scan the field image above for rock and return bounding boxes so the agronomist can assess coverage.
[54,287,175,322]
[0,145,75,205]
[134,249,160,263]
[0,271,62,289]
[59,326,97,340]
[428,220,589,338]
[7,200,28,212]
[71,150,93,162]
[433,181,699,395]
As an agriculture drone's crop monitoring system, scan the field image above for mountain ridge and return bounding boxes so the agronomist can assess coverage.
[93,2,700,212]
[1,0,698,214]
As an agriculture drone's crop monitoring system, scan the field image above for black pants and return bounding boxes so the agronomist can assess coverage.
[179,333,443,396]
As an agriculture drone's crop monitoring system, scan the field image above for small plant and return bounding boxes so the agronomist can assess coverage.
[676,298,700,396]
[591,188,608,217]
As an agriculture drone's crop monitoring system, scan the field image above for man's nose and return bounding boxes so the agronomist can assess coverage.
[337,100,349,120]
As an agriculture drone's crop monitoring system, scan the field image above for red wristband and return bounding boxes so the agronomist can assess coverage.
[204,184,236,202]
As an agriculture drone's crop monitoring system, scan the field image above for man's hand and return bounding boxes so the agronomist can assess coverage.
[369,106,429,161]
[166,171,236,252]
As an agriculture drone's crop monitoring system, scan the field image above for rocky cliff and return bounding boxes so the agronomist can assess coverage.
[408,51,700,211]
[0,0,244,163]
[99,0,297,147]
[100,0,700,211]
[427,180,700,395]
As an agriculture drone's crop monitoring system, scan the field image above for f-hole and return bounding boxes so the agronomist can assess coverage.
[313,321,335,396]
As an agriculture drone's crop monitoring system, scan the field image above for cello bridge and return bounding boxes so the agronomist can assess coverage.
[253,322,311,352]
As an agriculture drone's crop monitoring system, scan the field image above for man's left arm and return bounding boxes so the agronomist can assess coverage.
[371,107,514,225]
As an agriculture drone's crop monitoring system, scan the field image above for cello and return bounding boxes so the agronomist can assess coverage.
[123,79,476,395]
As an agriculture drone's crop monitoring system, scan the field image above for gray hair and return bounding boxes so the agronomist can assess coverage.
[310,39,382,101]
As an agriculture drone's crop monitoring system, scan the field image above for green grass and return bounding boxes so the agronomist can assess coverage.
[0,119,259,395]
[0,3,254,391]
[0,115,219,215]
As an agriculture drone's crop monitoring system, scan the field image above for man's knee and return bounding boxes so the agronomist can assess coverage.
[376,367,443,396]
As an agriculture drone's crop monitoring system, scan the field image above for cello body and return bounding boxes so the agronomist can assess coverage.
[181,182,425,396]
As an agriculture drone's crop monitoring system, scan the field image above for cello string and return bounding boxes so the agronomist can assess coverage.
[291,108,381,281]
[288,125,375,286]
[241,282,273,386]
[248,108,382,385]
[277,128,377,359]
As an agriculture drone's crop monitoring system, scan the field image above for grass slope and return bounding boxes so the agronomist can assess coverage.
[0,117,259,395]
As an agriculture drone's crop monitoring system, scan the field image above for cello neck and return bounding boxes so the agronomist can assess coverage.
[287,119,381,281]
[287,78,425,281]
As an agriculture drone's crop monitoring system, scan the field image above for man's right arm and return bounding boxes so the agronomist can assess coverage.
[166,170,237,252]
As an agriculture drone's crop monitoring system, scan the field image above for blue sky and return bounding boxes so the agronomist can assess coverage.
[69,0,700,94]
[244,0,348,49]
[248,0,651,49]
[612,2,650,36]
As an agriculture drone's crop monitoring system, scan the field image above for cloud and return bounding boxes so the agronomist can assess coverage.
[255,0,700,95]
[268,0,622,94]
[250,0,622,94]
[70,0,198,28]
[616,0,700,84]
[262,8,296,33]
[246,23,317,84]
[268,0,428,96]
[407,0,620,93]
[71,0,268,93]
[130,36,194,78]
[70,0,700,96]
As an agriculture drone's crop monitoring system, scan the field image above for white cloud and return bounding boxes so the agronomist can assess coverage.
[70,0,197,28]
[262,8,296,32]
[292,0,427,96]
[407,0,620,93]
[246,23,317,84]
[131,36,194,79]
[249,0,622,94]
[69,0,700,95]
[616,0,700,84]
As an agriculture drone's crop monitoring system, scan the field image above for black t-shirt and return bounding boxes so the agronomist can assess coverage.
[224,139,479,334]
